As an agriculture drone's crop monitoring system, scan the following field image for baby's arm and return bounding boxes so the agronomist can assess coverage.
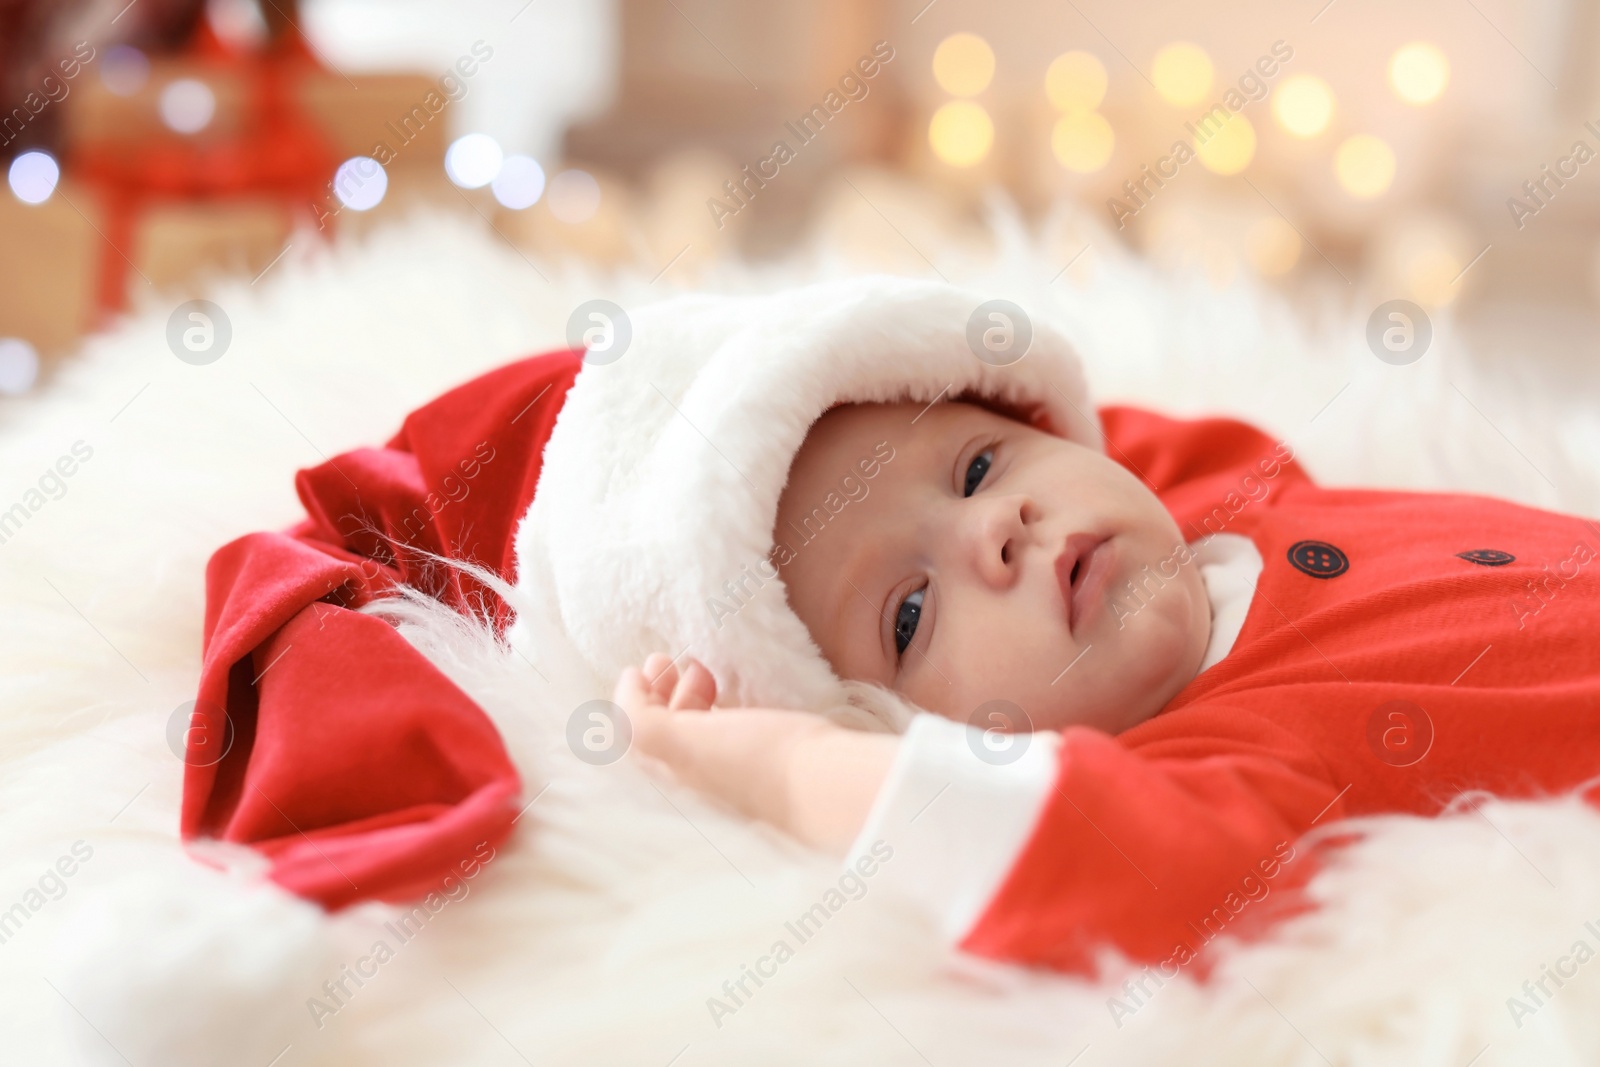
[615,654,898,851]
[618,660,1056,944]
[618,658,1343,974]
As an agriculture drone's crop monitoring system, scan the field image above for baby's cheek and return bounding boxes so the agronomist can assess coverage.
[912,637,1054,730]
[1112,575,1210,718]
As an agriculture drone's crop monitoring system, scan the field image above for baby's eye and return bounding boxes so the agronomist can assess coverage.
[963,448,993,498]
[893,586,925,656]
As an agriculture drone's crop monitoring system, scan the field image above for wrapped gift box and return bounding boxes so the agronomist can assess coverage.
[136,196,293,290]
[0,51,469,359]
[0,182,292,358]
[65,60,448,167]
[0,186,97,358]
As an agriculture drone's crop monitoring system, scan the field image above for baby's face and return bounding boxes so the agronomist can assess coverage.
[774,400,1210,734]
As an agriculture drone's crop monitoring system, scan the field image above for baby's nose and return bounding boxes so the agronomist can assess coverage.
[964,495,1035,587]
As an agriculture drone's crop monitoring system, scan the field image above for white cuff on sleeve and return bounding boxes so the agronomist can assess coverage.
[844,712,1061,943]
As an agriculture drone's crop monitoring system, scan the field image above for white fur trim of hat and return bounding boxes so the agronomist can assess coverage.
[512,276,1100,731]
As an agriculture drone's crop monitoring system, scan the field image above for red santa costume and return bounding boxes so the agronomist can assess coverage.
[187,277,1600,973]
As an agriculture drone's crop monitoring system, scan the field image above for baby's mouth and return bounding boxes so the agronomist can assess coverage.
[1056,532,1115,634]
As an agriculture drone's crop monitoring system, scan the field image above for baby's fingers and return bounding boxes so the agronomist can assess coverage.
[669,659,717,711]
[612,666,653,713]
[643,652,678,703]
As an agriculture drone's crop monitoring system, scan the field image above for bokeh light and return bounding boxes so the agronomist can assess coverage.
[1389,43,1449,105]
[100,45,149,97]
[1194,114,1256,175]
[932,33,995,97]
[445,133,504,189]
[492,155,546,209]
[1373,213,1475,307]
[159,78,216,134]
[1335,134,1396,198]
[1247,216,1302,276]
[1152,42,1213,107]
[333,156,388,211]
[1052,112,1114,173]
[207,0,269,49]
[8,151,59,205]
[0,337,40,395]
[1400,243,1463,306]
[1272,74,1335,138]
[928,101,994,167]
[548,169,602,223]
[1045,51,1107,113]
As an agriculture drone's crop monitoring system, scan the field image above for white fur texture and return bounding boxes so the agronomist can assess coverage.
[2,205,1597,1066]
[514,276,1099,718]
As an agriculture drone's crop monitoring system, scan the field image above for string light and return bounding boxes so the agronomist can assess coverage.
[932,33,995,97]
[928,101,994,167]
[333,157,387,211]
[1194,114,1256,175]
[1152,42,1213,107]
[1389,43,1449,105]
[159,78,215,134]
[445,134,504,189]
[206,0,269,49]
[100,45,149,97]
[1272,75,1335,138]
[1052,112,1114,173]
[1045,51,1107,113]
[1335,134,1396,198]
[8,151,59,204]
[0,338,40,395]
[492,155,546,209]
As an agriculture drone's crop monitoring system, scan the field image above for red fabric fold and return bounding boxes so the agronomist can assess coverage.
[184,350,583,908]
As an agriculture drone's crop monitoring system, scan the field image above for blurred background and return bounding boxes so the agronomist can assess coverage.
[0,0,1595,396]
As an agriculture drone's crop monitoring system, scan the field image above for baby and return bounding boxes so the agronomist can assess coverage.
[186,276,1600,974]
[618,393,1600,971]
[616,398,1222,846]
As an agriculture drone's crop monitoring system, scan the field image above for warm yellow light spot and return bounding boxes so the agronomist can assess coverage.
[1405,246,1464,307]
[1152,42,1213,107]
[1194,113,1255,175]
[1377,217,1474,307]
[1247,216,1302,276]
[1045,51,1107,113]
[932,33,995,97]
[1389,42,1449,105]
[1335,134,1396,198]
[929,101,994,166]
[1052,111,1114,173]
[1272,74,1335,138]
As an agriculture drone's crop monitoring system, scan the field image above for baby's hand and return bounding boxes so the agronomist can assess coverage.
[636,651,719,711]
[613,655,898,852]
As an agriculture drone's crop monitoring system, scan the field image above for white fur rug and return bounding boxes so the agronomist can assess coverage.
[4,202,1600,1067]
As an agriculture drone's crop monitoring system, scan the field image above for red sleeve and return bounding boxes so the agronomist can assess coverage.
[185,350,583,909]
[960,710,1339,971]
[1098,405,1313,533]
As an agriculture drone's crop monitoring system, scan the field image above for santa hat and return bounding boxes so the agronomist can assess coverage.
[178,276,1101,912]
[514,276,1101,728]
